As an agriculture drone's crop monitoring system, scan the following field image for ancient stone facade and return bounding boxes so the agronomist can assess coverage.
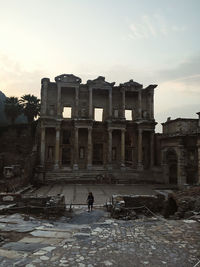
[158,113,200,186]
[40,74,157,172]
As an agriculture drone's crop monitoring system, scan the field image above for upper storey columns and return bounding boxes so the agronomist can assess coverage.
[41,78,50,116]
[87,76,115,120]
[55,74,82,118]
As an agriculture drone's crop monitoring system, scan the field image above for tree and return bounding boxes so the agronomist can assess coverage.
[4,97,22,125]
[20,94,40,124]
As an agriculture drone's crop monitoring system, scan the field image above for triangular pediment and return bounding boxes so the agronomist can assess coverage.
[55,74,82,84]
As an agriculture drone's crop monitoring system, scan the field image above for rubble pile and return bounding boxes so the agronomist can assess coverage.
[0,193,66,217]
[164,186,200,221]
[110,194,164,220]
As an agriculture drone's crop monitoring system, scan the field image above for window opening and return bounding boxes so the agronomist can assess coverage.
[125,110,132,120]
[94,108,103,121]
[63,107,72,118]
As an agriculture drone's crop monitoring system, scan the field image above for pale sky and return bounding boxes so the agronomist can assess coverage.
[0,0,200,131]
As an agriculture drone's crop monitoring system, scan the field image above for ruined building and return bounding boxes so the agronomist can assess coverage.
[40,74,157,180]
[157,113,200,186]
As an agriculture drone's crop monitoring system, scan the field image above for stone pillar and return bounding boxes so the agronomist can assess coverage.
[197,138,200,184]
[57,84,62,117]
[150,132,154,167]
[87,127,92,169]
[138,90,142,119]
[54,126,60,169]
[75,87,79,118]
[89,87,93,119]
[107,129,112,169]
[177,146,186,187]
[41,78,49,116]
[121,89,125,119]
[73,127,79,170]
[40,126,46,165]
[121,129,126,169]
[137,129,143,170]
[149,91,154,119]
[109,89,112,118]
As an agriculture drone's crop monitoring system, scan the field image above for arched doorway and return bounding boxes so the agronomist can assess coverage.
[166,149,178,184]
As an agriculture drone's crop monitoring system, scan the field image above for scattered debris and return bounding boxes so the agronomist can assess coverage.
[109,194,164,220]
[163,186,200,221]
[0,193,66,217]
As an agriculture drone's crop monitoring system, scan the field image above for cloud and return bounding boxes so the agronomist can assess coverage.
[0,54,45,97]
[158,54,200,93]
[128,14,186,40]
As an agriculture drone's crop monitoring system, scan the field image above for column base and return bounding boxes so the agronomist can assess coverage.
[87,164,92,170]
[73,164,79,170]
[137,164,143,171]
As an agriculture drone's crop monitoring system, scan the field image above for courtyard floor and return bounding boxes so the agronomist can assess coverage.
[0,184,199,267]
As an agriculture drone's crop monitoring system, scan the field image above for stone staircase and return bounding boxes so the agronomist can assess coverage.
[44,168,164,184]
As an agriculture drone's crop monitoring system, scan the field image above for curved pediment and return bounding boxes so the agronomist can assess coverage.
[87,76,115,88]
[55,74,82,84]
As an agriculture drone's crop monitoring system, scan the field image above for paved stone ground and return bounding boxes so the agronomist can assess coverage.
[0,207,199,267]
[28,184,169,205]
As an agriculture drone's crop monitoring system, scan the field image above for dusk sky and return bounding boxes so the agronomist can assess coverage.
[0,0,199,131]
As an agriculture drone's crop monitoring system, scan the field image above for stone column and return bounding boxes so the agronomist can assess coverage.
[40,126,46,165]
[149,91,154,119]
[137,129,143,170]
[121,129,126,169]
[89,87,93,119]
[197,138,200,184]
[150,132,154,168]
[177,146,186,187]
[121,89,125,119]
[107,129,112,169]
[87,127,92,169]
[75,87,79,118]
[57,84,62,117]
[138,90,142,119]
[41,78,49,116]
[54,126,60,169]
[73,127,79,170]
[109,89,112,118]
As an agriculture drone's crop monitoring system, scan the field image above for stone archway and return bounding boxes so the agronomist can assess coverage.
[166,149,178,184]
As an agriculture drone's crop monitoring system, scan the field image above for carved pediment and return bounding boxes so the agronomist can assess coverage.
[55,74,82,84]
[87,76,115,88]
[120,79,142,89]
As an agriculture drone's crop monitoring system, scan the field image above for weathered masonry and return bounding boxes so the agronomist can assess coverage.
[40,74,157,172]
[157,113,200,186]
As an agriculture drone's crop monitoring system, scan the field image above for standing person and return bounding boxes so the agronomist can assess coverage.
[87,192,94,212]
